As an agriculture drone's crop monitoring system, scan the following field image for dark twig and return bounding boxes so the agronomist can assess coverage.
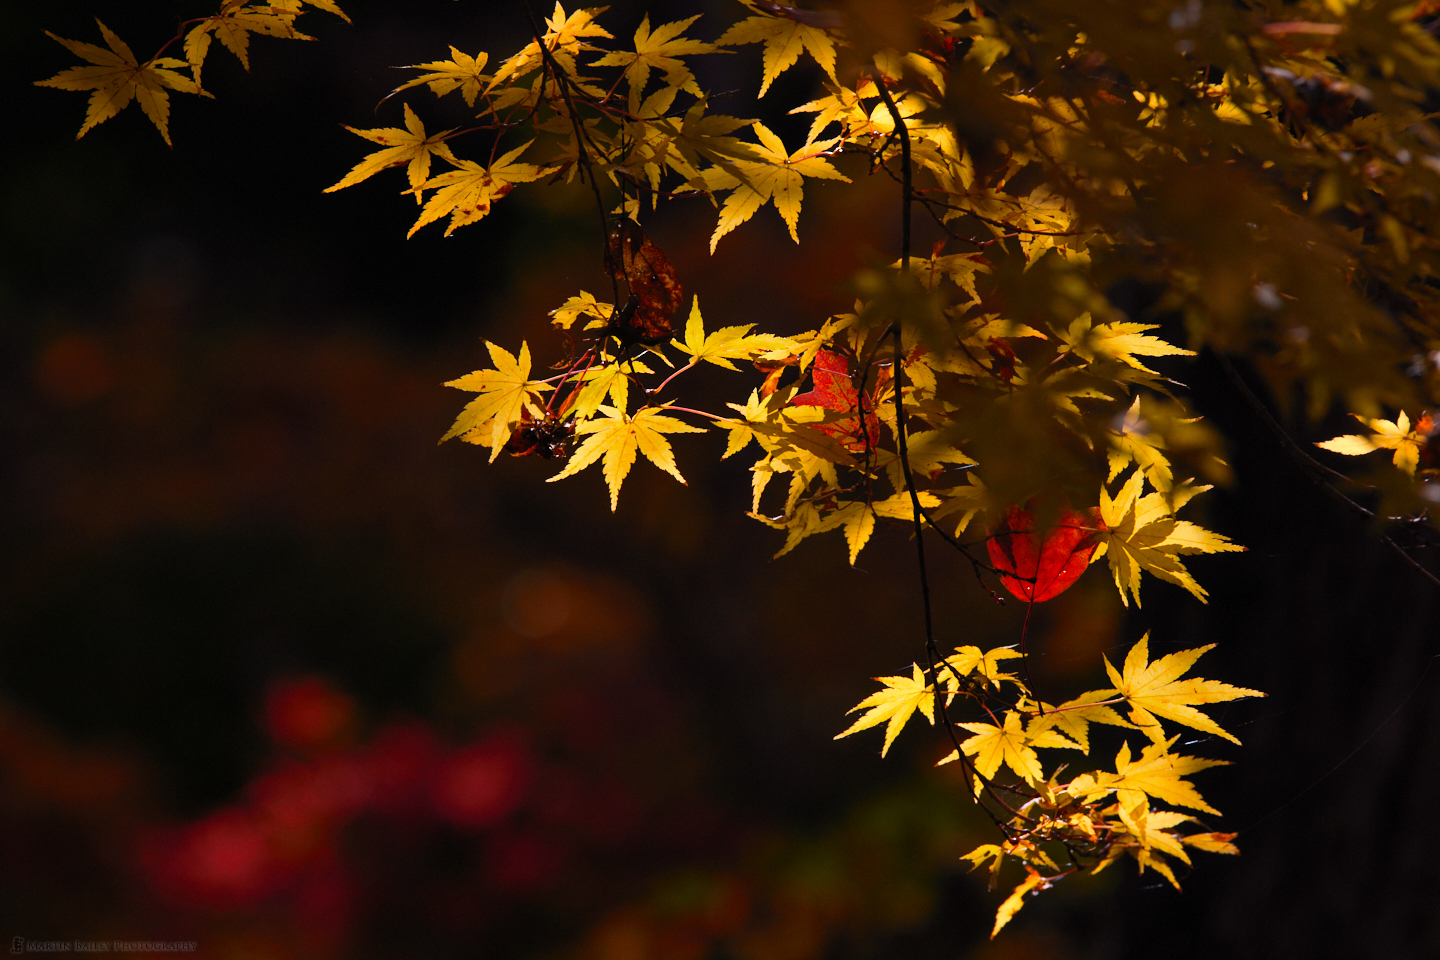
[891,334,937,674]
[873,71,1029,822]
[873,76,912,271]
[522,2,621,307]
[868,76,1011,592]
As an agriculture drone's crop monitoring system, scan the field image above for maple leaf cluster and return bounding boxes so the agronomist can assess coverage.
[37,1,348,146]
[314,2,1241,613]
[356,4,1258,932]
[838,633,1261,935]
[42,0,1440,940]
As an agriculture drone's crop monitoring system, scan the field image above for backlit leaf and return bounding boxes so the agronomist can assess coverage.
[706,123,849,251]
[718,7,839,97]
[987,504,1106,602]
[548,405,705,510]
[991,869,1046,938]
[391,47,491,107]
[38,20,204,146]
[442,341,551,462]
[1317,411,1432,476]
[1099,633,1265,745]
[325,104,459,197]
[834,664,934,756]
[406,141,548,237]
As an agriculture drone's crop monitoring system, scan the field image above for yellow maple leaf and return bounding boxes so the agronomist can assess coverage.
[441,341,551,462]
[1112,801,1193,889]
[1093,468,1244,606]
[325,104,460,198]
[991,868,1047,938]
[960,842,1005,889]
[834,664,935,756]
[1099,633,1264,745]
[707,123,850,252]
[183,4,310,88]
[490,2,614,88]
[790,80,879,146]
[658,100,766,191]
[590,14,719,101]
[718,7,840,97]
[943,711,1081,791]
[1108,395,1175,491]
[725,392,861,471]
[548,405,706,510]
[821,502,877,565]
[406,142,549,237]
[900,430,977,477]
[753,499,833,557]
[942,645,1024,691]
[812,492,941,565]
[721,389,769,458]
[570,358,653,419]
[930,473,988,536]
[268,0,349,20]
[37,20,205,146]
[550,291,614,330]
[1056,313,1195,374]
[1105,396,1231,492]
[907,251,993,300]
[1316,410,1432,476]
[390,48,492,108]
[1181,831,1240,855]
[671,296,796,370]
[1026,689,1133,754]
[1070,737,1228,815]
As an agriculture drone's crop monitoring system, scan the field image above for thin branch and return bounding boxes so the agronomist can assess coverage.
[893,333,1028,824]
[872,73,1030,823]
[891,325,935,661]
[850,327,895,509]
[867,79,1014,593]
[522,2,620,307]
[1019,593,1041,709]
[873,76,912,271]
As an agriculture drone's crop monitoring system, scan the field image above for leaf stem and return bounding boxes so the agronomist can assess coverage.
[873,76,911,271]
[1018,696,1126,717]
[658,405,727,421]
[648,358,699,397]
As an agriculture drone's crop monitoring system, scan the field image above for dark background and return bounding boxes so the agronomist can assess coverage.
[2,2,1437,958]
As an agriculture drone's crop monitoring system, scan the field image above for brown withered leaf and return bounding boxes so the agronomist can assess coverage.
[608,219,682,345]
[504,411,575,460]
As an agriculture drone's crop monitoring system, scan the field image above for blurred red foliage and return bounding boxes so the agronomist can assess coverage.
[140,716,547,911]
[263,677,357,753]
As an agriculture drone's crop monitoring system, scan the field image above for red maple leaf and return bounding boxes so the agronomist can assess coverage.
[788,349,880,452]
[987,504,1106,602]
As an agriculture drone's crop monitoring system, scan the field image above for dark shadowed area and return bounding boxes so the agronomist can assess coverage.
[2,2,1437,959]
